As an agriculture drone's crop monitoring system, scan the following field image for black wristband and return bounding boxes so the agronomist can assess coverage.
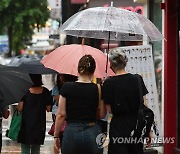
[54,136,59,138]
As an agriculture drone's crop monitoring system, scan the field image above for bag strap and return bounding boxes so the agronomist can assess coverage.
[136,74,144,108]
[13,109,21,116]
[97,84,101,110]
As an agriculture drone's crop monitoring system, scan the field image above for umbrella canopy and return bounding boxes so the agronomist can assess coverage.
[8,54,41,66]
[41,44,115,78]
[18,60,57,74]
[0,65,32,107]
[60,6,163,42]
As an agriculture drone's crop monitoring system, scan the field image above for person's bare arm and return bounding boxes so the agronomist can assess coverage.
[53,95,60,104]
[54,95,66,153]
[46,105,51,112]
[17,101,23,112]
[143,96,148,107]
[99,100,107,119]
[106,104,112,114]
[2,109,10,119]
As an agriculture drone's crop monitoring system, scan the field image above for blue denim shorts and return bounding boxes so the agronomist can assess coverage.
[62,122,103,154]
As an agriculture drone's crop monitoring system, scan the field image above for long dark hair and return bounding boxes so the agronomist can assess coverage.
[29,74,43,87]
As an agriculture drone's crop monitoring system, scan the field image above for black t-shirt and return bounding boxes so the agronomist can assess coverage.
[102,73,148,137]
[60,82,100,123]
[18,87,53,145]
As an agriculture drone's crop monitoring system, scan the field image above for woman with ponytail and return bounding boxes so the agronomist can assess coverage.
[54,55,106,154]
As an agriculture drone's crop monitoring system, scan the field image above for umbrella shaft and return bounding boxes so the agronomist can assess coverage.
[105,31,111,74]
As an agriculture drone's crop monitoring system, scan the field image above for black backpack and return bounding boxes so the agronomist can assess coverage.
[131,75,159,138]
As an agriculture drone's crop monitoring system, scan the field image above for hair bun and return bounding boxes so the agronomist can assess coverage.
[78,54,96,75]
[84,56,91,68]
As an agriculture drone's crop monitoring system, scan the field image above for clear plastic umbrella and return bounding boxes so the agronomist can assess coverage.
[60,6,164,42]
[60,5,164,74]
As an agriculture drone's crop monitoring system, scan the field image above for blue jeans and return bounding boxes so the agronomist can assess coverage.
[21,144,40,154]
[62,122,103,154]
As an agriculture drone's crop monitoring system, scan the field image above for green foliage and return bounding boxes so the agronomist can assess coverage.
[0,0,50,55]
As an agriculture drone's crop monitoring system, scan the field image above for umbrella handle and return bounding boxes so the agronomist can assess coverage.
[82,38,85,45]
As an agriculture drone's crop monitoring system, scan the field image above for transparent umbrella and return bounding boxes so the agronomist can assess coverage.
[60,6,164,42]
[60,5,164,74]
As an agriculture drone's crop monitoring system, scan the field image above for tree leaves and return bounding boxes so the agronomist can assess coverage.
[0,0,50,55]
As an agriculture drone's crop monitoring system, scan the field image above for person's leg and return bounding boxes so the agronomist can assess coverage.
[59,134,63,146]
[21,144,30,154]
[31,144,40,154]
[62,124,80,154]
[108,142,129,154]
[52,114,56,122]
[100,120,108,134]
[62,123,102,154]
[127,143,144,154]
[84,124,103,154]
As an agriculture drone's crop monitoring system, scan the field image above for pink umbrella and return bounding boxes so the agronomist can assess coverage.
[41,44,114,78]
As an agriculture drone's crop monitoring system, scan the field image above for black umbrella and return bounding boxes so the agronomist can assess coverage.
[18,60,57,74]
[8,54,41,66]
[0,65,32,107]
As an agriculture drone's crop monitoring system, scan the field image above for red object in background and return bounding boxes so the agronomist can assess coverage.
[125,6,134,12]
[71,0,86,4]
[20,49,25,54]
[160,3,166,10]
[134,6,144,15]
[103,4,144,15]
[156,68,161,73]
[101,43,118,49]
